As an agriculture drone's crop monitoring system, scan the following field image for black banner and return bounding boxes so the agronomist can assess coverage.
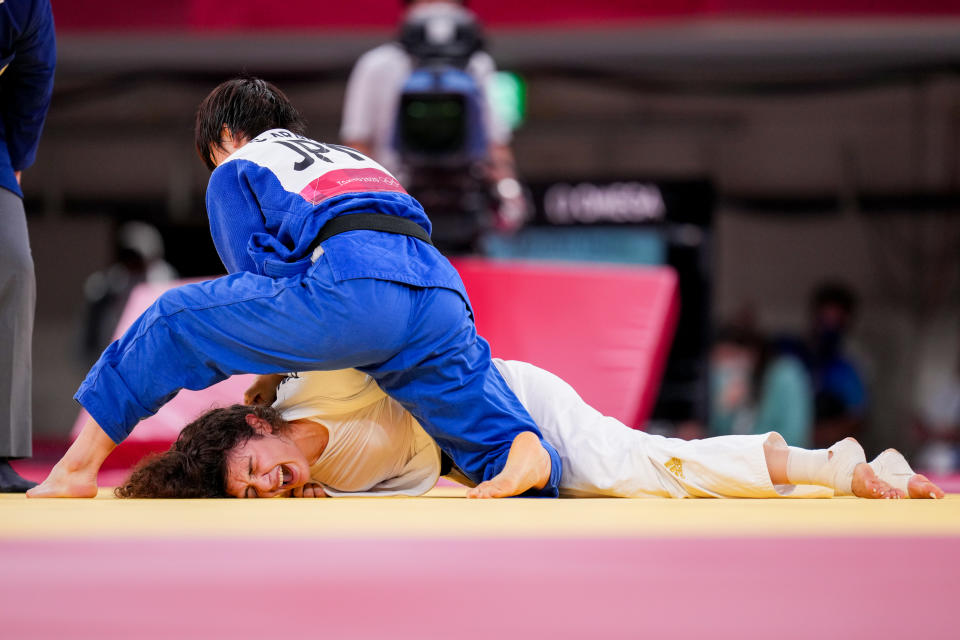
[525,178,714,228]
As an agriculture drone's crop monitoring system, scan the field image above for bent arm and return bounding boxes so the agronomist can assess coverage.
[27,417,116,498]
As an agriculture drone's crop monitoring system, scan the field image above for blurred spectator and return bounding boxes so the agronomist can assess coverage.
[778,282,868,448]
[0,0,55,493]
[708,324,814,448]
[340,0,525,237]
[80,222,177,363]
[913,332,960,474]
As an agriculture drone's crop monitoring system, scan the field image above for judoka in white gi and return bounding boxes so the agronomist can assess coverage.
[116,361,945,501]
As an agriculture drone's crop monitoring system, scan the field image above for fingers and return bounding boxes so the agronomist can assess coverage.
[466,481,507,499]
[305,484,327,498]
[243,374,284,405]
[285,483,327,498]
[242,387,264,405]
[466,484,489,499]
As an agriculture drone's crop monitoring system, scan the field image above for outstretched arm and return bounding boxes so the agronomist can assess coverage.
[27,417,117,498]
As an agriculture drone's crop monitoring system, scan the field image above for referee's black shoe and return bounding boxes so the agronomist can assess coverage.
[0,459,37,492]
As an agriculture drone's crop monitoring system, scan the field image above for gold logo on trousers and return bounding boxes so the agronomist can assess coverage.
[665,457,684,478]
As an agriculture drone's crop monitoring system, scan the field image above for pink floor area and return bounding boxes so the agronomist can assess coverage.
[4,537,957,639]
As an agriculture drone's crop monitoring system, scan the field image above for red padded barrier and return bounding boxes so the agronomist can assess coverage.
[74,260,678,467]
[450,258,678,428]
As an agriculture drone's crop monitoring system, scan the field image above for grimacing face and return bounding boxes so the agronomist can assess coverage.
[225,431,311,499]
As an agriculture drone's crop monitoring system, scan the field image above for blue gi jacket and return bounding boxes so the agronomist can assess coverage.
[206,130,468,302]
[0,0,55,197]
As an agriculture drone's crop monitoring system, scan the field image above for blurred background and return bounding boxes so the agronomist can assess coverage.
[26,0,960,471]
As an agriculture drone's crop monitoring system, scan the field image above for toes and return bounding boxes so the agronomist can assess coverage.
[881,483,901,499]
[855,468,900,499]
[908,474,946,499]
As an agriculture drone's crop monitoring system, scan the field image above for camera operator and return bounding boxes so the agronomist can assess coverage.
[340,0,525,252]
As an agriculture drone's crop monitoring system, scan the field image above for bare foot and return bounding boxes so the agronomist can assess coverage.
[851,462,903,499]
[466,432,551,499]
[908,473,946,499]
[869,449,945,499]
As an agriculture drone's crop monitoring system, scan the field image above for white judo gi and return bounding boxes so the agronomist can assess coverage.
[273,360,832,498]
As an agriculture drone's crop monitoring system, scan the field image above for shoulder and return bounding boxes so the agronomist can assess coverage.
[207,159,242,194]
[353,42,408,73]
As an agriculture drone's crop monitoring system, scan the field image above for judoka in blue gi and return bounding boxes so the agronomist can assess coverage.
[28,77,562,498]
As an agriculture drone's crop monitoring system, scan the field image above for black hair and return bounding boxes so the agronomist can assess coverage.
[811,281,857,316]
[194,75,307,171]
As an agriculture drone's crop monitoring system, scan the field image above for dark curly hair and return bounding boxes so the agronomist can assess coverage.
[115,404,287,499]
[194,75,307,171]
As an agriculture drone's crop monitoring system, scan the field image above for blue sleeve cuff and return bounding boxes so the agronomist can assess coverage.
[518,439,562,499]
[74,359,154,445]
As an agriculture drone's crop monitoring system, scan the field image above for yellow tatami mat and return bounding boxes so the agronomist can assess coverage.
[3,487,958,540]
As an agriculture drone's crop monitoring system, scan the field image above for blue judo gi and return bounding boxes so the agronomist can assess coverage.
[76,129,562,495]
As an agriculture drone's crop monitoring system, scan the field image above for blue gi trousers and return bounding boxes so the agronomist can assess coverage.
[76,251,563,496]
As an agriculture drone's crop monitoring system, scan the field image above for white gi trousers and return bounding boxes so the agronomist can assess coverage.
[494,359,832,499]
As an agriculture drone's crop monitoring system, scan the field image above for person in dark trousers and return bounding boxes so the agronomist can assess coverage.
[0,0,55,492]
